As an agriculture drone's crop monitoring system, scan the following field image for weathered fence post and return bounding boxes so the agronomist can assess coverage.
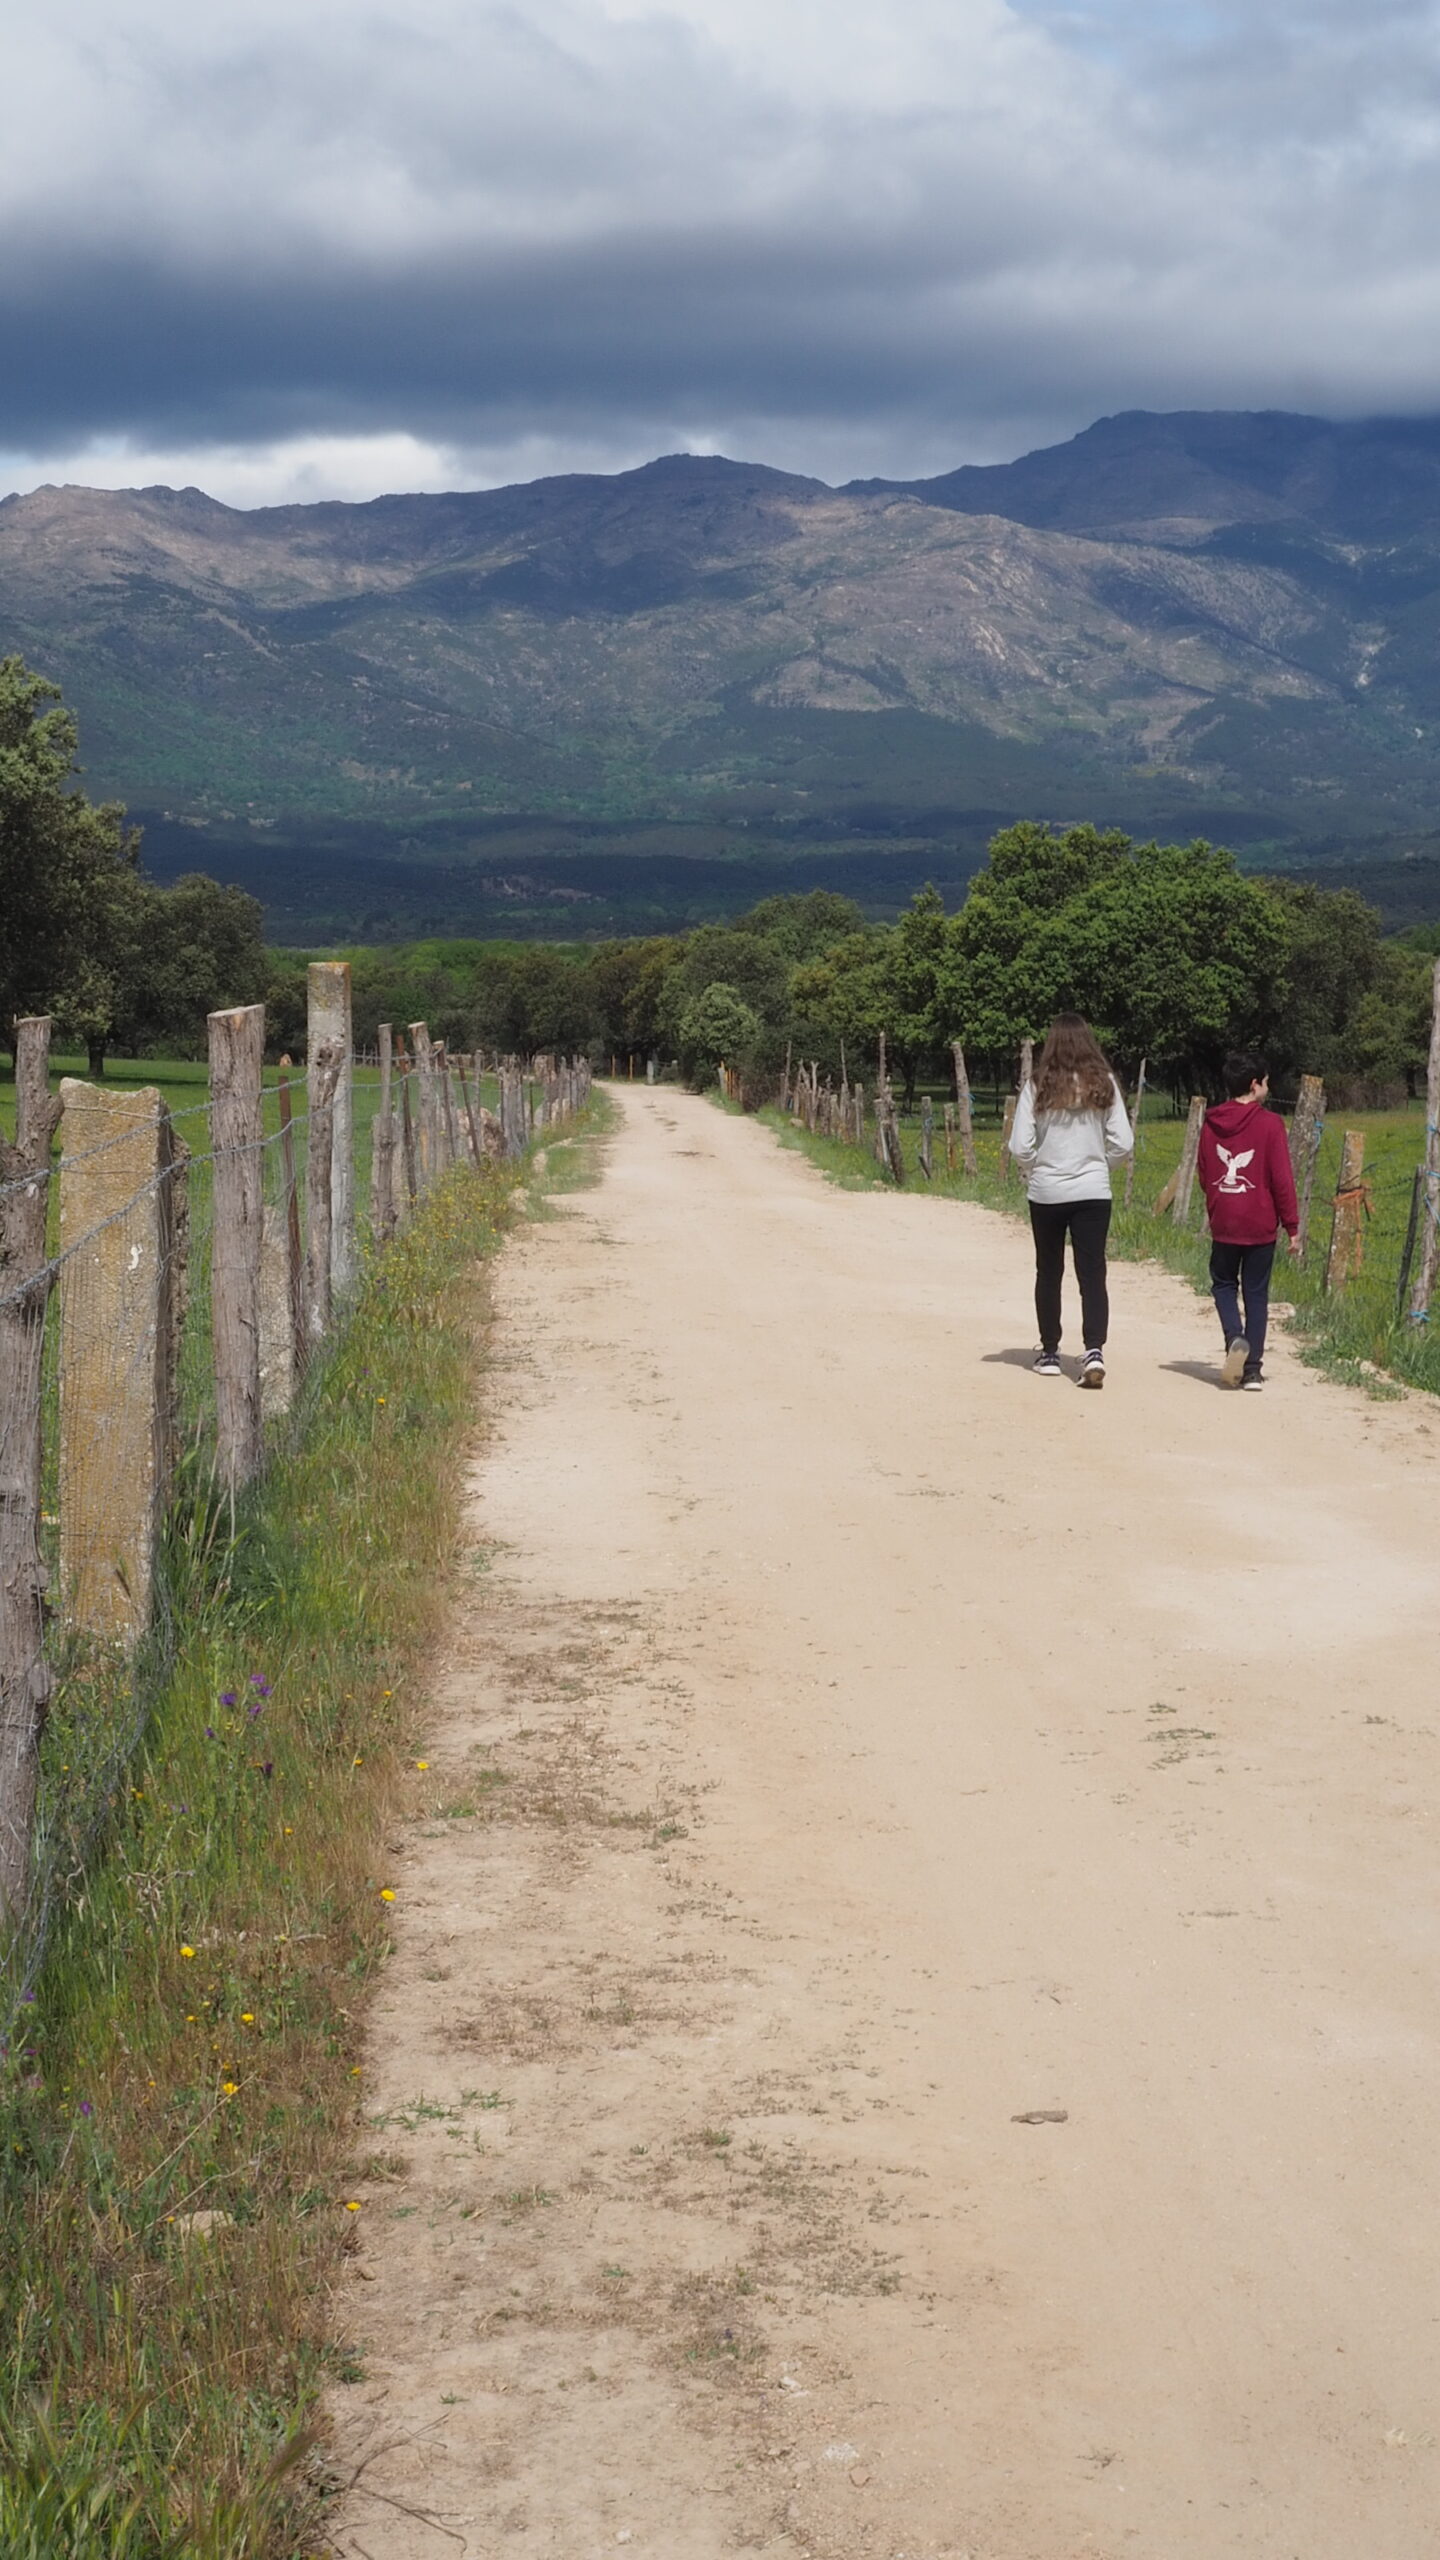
[1123,1057,1146,1208]
[209,1003,266,1492]
[950,1041,978,1176]
[409,1022,436,1189]
[276,1057,306,1382]
[1408,959,1440,1325]
[919,1096,934,1180]
[0,1019,63,1924]
[305,1039,344,1344]
[1160,1095,1206,1224]
[370,1025,400,1243]
[999,1093,1018,1184]
[944,1103,956,1173]
[1019,1036,1034,1092]
[1324,1130,1368,1294]
[57,1081,176,1641]
[398,1050,418,1204]
[1287,1073,1326,1255]
[308,962,354,1296]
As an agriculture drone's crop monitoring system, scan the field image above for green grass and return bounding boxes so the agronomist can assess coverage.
[0,1151,531,2554]
[759,1093,1440,1397]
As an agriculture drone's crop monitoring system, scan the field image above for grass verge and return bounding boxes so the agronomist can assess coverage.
[0,1155,523,2556]
[757,1097,1438,1399]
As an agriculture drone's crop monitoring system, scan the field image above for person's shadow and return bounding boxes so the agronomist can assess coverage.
[982,1347,1053,1370]
[1160,1359,1228,1390]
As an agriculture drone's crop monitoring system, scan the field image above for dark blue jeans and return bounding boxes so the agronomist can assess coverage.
[1209,1240,1275,1374]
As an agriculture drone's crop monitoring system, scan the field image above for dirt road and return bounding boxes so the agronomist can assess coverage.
[330,1088,1440,2560]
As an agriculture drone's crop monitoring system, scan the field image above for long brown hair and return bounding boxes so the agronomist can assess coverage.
[1032,1012,1115,1114]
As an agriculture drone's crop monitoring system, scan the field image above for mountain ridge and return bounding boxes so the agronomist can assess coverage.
[7,411,1440,937]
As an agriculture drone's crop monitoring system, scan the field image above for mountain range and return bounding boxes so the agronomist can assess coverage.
[7,409,1440,939]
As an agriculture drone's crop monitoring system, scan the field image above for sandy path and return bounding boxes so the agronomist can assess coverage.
[330,1088,1440,2560]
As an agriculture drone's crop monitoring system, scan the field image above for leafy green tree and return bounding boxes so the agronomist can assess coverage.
[117,874,268,1062]
[0,655,142,1066]
[943,823,1288,1079]
[675,982,763,1087]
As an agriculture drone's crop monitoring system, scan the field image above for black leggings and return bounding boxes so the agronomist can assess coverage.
[1029,1198,1112,1352]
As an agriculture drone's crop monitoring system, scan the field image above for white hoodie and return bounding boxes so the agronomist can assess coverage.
[1010,1076,1133,1205]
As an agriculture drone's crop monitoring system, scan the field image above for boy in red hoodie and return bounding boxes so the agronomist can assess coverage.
[1198,1052,1300,1390]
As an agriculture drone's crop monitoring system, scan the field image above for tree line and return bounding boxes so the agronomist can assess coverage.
[4,653,1433,1100]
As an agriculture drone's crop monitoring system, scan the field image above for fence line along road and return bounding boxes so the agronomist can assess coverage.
[0,969,591,1988]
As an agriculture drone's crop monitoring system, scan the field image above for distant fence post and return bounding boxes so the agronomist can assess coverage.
[305,1040,344,1344]
[438,1043,461,1169]
[276,1056,306,1383]
[398,1048,419,1203]
[999,1093,1018,1184]
[950,1041,978,1176]
[371,1025,401,1239]
[209,1003,266,1493]
[1123,1057,1146,1208]
[1288,1074,1326,1255]
[308,963,354,1294]
[1324,1130,1368,1295]
[409,1022,436,1188]
[1408,958,1440,1326]
[57,1080,174,1643]
[919,1096,934,1180]
[0,1018,64,1924]
[1161,1095,1205,1224]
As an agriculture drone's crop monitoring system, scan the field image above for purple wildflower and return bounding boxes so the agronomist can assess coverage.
[79,2100,93,2118]
[204,1727,216,1741]
[249,1675,273,1697]
[260,1762,274,1781]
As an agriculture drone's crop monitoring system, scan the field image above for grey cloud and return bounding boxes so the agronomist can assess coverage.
[7,0,1440,490]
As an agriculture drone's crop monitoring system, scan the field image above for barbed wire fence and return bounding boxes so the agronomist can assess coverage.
[0,966,591,2034]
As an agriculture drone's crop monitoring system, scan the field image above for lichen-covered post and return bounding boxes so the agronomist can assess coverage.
[1124,1058,1146,1207]
[950,1041,978,1177]
[409,1021,436,1188]
[1324,1130,1368,1294]
[0,1019,63,1924]
[57,1080,173,1642]
[370,1025,400,1239]
[308,962,354,1294]
[209,1003,266,1493]
[1170,1095,1206,1226]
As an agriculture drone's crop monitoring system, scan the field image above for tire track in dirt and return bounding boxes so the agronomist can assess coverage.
[327,1088,1440,2560]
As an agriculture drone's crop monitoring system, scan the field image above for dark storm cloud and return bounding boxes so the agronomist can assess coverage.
[9,0,1440,492]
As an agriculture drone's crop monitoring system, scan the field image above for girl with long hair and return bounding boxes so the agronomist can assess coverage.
[1009,1013,1132,1387]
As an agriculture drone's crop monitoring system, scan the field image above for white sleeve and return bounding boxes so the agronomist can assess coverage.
[1103,1077,1134,1164]
[1010,1080,1039,1166]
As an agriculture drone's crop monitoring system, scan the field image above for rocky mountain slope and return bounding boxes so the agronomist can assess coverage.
[5,412,1440,934]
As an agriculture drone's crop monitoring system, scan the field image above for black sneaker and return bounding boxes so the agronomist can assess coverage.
[1032,1349,1062,1377]
[1241,1368,1263,1392]
[1222,1334,1249,1389]
[1079,1348,1106,1388]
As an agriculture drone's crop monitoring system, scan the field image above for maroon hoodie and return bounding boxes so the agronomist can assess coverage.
[1198,1098,1299,1245]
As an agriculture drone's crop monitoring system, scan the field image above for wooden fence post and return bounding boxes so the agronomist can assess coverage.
[305,1040,344,1344]
[409,1022,436,1188]
[919,1096,934,1180]
[999,1093,1018,1184]
[1288,1074,1325,1254]
[57,1080,174,1643]
[1324,1130,1368,1294]
[1408,958,1440,1325]
[1162,1095,1205,1224]
[0,1018,63,1924]
[944,1103,956,1173]
[369,1025,400,1242]
[276,1058,306,1380]
[1123,1057,1146,1208]
[950,1042,978,1176]
[398,1052,418,1204]
[209,1003,266,1492]
[308,962,354,1296]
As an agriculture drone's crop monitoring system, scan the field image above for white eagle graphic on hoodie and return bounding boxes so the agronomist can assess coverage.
[1216,1144,1255,1194]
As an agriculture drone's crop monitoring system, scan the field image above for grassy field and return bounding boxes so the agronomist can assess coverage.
[0,1121,605,2555]
[762,1093,1440,1399]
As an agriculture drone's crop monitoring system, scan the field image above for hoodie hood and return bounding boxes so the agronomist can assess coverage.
[1206,1098,1269,1139]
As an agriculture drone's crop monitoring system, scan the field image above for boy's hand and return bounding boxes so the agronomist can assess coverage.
[1286,1233,1302,1258]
